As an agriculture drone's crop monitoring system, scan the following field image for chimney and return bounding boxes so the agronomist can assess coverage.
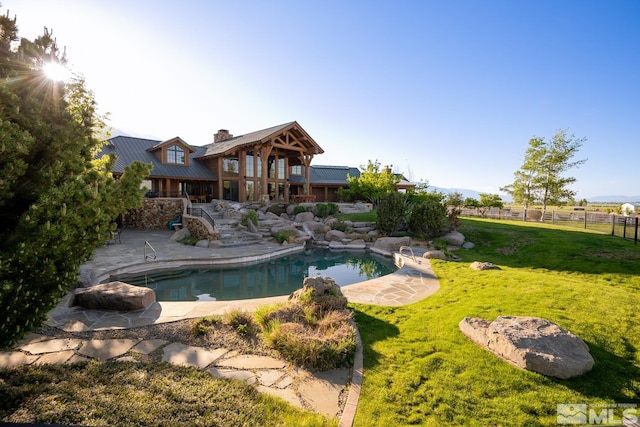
[214,129,233,143]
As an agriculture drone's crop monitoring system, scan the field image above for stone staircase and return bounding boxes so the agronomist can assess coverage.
[191,203,264,247]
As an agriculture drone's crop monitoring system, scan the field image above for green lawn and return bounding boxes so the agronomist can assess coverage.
[2,217,639,426]
[352,218,640,426]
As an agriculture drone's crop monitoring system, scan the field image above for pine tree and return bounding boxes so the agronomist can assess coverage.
[0,12,151,347]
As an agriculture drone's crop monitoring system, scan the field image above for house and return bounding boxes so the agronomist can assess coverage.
[105,121,414,203]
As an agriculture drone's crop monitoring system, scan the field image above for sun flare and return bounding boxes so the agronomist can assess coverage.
[43,62,71,82]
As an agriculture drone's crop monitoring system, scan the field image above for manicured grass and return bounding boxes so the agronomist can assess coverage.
[336,209,377,222]
[0,360,336,427]
[352,218,640,426]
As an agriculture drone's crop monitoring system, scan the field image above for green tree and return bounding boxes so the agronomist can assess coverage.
[464,197,480,208]
[501,130,586,219]
[537,130,587,217]
[500,137,546,210]
[444,191,464,208]
[0,17,151,347]
[347,159,400,207]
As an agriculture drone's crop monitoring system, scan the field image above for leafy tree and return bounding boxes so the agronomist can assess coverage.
[444,191,464,208]
[501,129,586,219]
[537,130,587,217]
[347,159,400,207]
[464,197,480,208]
[0,16,151,347]
[479,193,504,209]
[500,137,546,210]
[474,193,504,217]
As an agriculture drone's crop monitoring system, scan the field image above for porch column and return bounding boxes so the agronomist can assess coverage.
[300,154,314,195]
[239,151,246,202]
[216,157,223,200]
[260,145,273,201]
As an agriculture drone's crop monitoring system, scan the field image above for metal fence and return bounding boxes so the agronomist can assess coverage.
[459,208,639,244]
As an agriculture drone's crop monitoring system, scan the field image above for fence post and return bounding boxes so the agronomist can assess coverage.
[611,214,616,236]
[584,211,587,229]
[552,210,555,225]
[623,216,628,239]
[635,217,638,244]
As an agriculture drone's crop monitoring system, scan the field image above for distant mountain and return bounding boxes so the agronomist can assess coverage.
[428,186,639,204]
[586,195,640,203]
[427,186,513,202]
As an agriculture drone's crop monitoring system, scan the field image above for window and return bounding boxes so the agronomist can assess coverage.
[291,165,303,175]
[167,145,185,164]
[268,156,276,179]
[278,158,285,179]
[246,181,255,201]
[222,157,239,176]
[246,154,254,178]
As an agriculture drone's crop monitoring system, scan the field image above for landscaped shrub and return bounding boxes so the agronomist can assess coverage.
[316,203,329,218]
[257,302,355,370]
[330,220,351,233]
[224,310,257,337]
[293,205,311,215]
[179,235,200,246]
[254,279,356,370]
[240,209,258,227]
[407,199,448,238]
[191,315,221,336]
[376,191,409,235]
[316,203,339,218]
[337,187,352,202]
[274,229,297,244]
[266,204,286,216]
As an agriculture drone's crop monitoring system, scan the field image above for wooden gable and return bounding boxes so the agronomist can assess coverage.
[147,137,196,166]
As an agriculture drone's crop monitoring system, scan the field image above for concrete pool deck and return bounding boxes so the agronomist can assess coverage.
[2,228,441,425]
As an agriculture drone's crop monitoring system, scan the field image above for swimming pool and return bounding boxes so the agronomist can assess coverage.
[110,248,398,302]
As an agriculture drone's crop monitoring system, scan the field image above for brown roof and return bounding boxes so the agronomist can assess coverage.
[196,121,324,159]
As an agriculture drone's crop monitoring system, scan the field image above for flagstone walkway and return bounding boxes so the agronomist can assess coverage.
[0,229,440,426]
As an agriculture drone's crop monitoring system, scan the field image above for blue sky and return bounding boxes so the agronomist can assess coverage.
[3,0,639,199]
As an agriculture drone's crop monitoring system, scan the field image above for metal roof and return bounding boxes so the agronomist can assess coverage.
[104,136,217,180]
[289,165,360,185]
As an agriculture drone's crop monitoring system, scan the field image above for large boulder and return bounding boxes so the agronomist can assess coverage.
[442,230,465,247]
[77,265,97,288]
[289,276,347,310]
[470,261,501,270]
[294,211,315,223]
[325,229,346,242]
[423,250,446,260]
[74,281,156,311]
[459,316,594,379]
[246,218,260,234]
[170,227,190,242]
[371,236,411,255]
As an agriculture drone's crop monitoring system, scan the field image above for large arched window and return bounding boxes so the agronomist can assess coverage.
[167,145,185,164]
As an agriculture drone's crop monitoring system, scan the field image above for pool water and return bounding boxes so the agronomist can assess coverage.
[110,248,398,302]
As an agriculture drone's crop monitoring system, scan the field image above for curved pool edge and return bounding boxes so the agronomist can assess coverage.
[94,243,306,284]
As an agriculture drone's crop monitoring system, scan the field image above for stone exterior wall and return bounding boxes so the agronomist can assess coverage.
[183,215,218,240]
[123,198,185,229]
